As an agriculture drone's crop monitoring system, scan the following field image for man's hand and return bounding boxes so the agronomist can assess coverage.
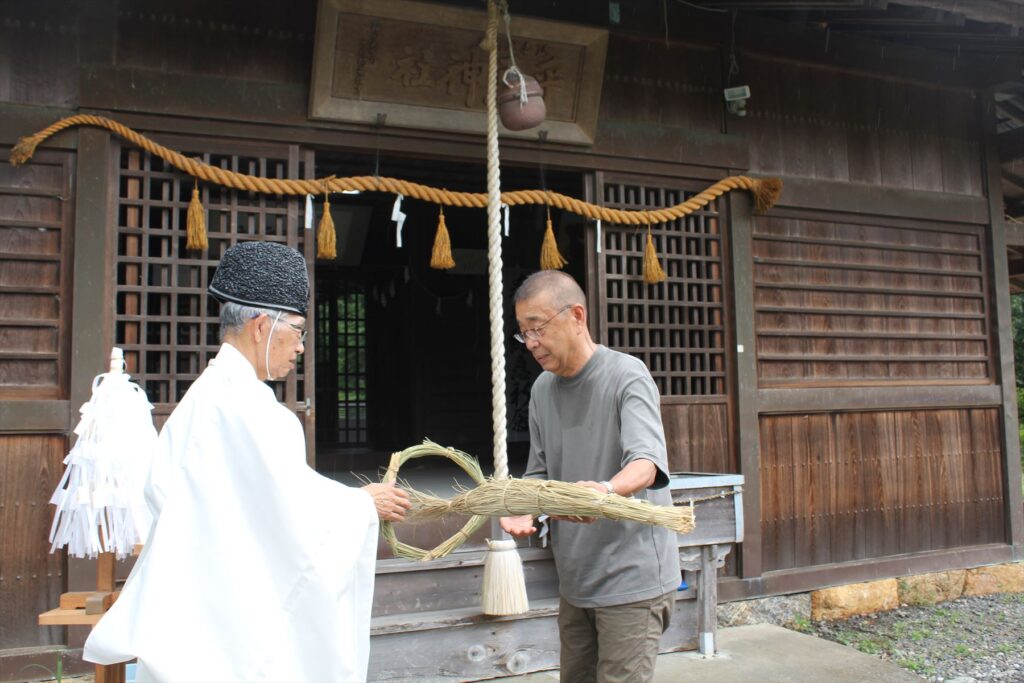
[362,482,412,522]
[500,514,538,537]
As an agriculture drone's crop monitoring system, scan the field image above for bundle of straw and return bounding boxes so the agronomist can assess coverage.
[378,440,695,562]
[406,478,695,535]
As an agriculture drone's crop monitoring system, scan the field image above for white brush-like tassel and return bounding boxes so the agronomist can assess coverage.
[481,538,529,616]
[48,348,157,559]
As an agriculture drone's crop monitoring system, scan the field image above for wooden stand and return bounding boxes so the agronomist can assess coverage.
[38,552,126,683]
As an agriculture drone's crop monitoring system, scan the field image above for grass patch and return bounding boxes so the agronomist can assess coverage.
[834,630,893,656]
[999,592,1024,605]
[908,628,930,643]
[898,655,935,677]
[787,615,812,634]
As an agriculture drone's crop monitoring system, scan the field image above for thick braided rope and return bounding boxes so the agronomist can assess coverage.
[10,115,774,224]
[485,2,509,482]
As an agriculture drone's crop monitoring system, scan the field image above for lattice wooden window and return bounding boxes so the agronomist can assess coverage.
[113,137,312,420]
[595,175,728,397]
[753,215,990,386]
[315,278,368,446]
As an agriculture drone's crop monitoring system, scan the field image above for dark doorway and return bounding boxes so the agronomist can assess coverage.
[312,151,585,476]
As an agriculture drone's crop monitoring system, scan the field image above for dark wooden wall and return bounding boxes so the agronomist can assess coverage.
[753,214,990,385]
[760,408,1005,571]
[733,53,982,195]
[0,435,65,648]
[723,52,1014,579]
[0,147,75,652]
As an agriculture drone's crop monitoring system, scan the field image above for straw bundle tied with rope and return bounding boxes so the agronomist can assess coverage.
[407,478,695,534]
[379,441,695,564]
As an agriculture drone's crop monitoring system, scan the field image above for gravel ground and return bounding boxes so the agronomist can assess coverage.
[804,593,1024,682]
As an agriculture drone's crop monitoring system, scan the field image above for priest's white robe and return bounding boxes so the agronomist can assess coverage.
[84,343,379,682]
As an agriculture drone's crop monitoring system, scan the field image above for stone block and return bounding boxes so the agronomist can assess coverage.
[718,593,811,628]
[963,562,1024,596]
[897,570,966,606]
[811,579,898,621]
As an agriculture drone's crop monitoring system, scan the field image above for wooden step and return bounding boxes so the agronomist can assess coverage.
[368,594,698,682]
[372,547,560,618]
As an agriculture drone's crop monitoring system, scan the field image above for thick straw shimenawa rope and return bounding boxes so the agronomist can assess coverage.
[9,115,783,222]
[377,441,736,561]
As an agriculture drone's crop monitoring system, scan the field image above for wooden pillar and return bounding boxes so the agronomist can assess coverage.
[67,126,116,614]
[727,190,762,578]
[697,545,719,654]
[979,90,1024,555]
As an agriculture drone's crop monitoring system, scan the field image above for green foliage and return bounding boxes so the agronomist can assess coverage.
[1008,296,1024,494]
[1014,295,1024,390]
[334,291,367,404]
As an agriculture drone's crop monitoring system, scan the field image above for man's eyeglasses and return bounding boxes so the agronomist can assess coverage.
[513,305,572,344]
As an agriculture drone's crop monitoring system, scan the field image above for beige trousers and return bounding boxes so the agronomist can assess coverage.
[557,591,676,683]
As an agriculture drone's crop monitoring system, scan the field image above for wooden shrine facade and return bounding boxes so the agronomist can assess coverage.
[2,0,1024,677]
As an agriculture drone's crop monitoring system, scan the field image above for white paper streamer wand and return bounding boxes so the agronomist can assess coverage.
[392,194,406,247]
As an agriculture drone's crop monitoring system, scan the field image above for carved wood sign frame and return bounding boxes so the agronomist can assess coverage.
[310,0,608,145]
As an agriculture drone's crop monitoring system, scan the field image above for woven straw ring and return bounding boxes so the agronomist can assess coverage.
[379,440,490,561]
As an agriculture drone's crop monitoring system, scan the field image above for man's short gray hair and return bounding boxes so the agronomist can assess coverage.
[513,270,586,309]
[218,302,280,341]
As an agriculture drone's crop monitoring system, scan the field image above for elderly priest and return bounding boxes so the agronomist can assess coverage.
[84,241,410,682]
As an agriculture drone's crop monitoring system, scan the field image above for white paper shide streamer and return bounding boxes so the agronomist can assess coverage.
[49,348,157,559]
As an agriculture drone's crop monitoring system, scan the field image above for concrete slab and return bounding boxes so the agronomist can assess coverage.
[497,624,924,682]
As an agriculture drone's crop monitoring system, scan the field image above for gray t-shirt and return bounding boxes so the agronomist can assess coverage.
[524,345,681,608]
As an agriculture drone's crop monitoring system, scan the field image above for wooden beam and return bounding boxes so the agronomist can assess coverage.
[758,385,1002,414]
[0,102,77,148]
[885,0,1024,29]
[86,107,735,184]
[0,400,70,432]
[80,66,749,173]
[772,175,989,224]
[719,543,1017,601]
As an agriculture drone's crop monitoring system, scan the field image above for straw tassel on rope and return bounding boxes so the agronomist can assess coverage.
[317,192,337,259]
[752,177,783,214]
[186,180,208,251]
[643,226,666,284]
[539,207,567,270]
[430,207,456,270]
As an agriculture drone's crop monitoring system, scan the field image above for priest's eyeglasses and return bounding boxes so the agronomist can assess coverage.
[283,321,307,344]
[513,305,572,344]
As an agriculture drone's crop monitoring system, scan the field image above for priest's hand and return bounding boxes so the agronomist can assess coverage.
[362,482,412,522]
[500,515,537,537]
